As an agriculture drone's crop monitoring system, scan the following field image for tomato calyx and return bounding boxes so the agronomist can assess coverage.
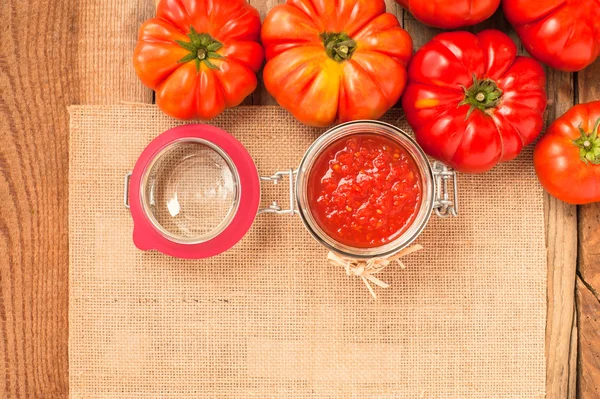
[320,32,357,62]
[175,27,224,71]
[459,74,503,119]
[574,118,600,164]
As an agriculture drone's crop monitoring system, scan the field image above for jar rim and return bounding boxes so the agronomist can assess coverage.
[140,137,241,245]
[295,120,435,259]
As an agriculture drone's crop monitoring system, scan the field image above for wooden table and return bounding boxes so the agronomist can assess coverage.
[1,0,599,397]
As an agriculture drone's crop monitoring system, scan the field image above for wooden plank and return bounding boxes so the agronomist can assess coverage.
[577,58,600,399]
[77,1,154,104]
[0,0,154,397]
[545,66,579,399]
[546,192,579,399]
[1,1,76,396]
[577,275,600,399]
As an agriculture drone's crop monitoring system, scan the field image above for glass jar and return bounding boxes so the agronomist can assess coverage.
[125,121,458,259]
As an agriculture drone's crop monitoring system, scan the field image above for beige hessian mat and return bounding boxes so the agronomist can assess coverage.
[68,105,546,399]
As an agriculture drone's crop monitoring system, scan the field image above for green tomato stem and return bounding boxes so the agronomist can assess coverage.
[459,75,504,119]
[175,27,224,71]
[320,32,357,62]
[574,118,600,164]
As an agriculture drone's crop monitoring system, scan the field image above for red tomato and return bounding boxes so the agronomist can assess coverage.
[261,0,413,127]
[307,134,422,248]
[503,0,600,72]
[402,30,547,173]
[396,0,500,29]
[133,0,264,120]
[534,101,600,204]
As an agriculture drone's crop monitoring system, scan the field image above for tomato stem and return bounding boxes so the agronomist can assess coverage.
[320,32,357,62]
[175,27,224,71]
[574,118,600,164]
[459,74,503,119]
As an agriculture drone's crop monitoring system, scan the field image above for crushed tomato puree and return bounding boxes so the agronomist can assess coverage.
[307,134,422,248]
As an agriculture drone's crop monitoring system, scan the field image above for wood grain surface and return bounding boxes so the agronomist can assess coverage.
[1,0,154,397]
[577,59,600,399]
[0,0,598,398]
[1,0,74,397]
[544,66,579,399]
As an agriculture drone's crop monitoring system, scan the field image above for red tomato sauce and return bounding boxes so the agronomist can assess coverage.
[307,134,422,248]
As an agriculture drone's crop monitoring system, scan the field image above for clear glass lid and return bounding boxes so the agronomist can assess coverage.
[141,139,240,244]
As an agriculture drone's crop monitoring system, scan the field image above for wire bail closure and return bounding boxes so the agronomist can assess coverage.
[432,162,459,218]
[258,169,298,215]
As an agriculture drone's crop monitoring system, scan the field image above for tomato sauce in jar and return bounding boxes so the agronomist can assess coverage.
[307,134,422,248]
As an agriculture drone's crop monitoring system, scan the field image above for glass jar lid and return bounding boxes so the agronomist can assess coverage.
[128,124,260,259]
[141,139,239,244]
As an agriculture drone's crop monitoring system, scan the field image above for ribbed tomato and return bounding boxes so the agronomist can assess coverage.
[261,0,413,127]
[504,0,600,72]
[402,30,547,173]
[534,101,600,204]
[396,0,500,29]
[133,0,264,120]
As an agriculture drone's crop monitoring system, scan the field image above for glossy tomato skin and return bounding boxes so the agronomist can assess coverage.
[503,0,600,72]
[133,0,264,120]
[534,101,600,204]
[396,0,500,29]
[261,0,413,127]
[402,30,547,173]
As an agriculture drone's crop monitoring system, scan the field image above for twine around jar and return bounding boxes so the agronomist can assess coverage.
[327,244,424,299]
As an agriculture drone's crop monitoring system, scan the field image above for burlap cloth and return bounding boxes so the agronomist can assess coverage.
[68,105,546,398]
